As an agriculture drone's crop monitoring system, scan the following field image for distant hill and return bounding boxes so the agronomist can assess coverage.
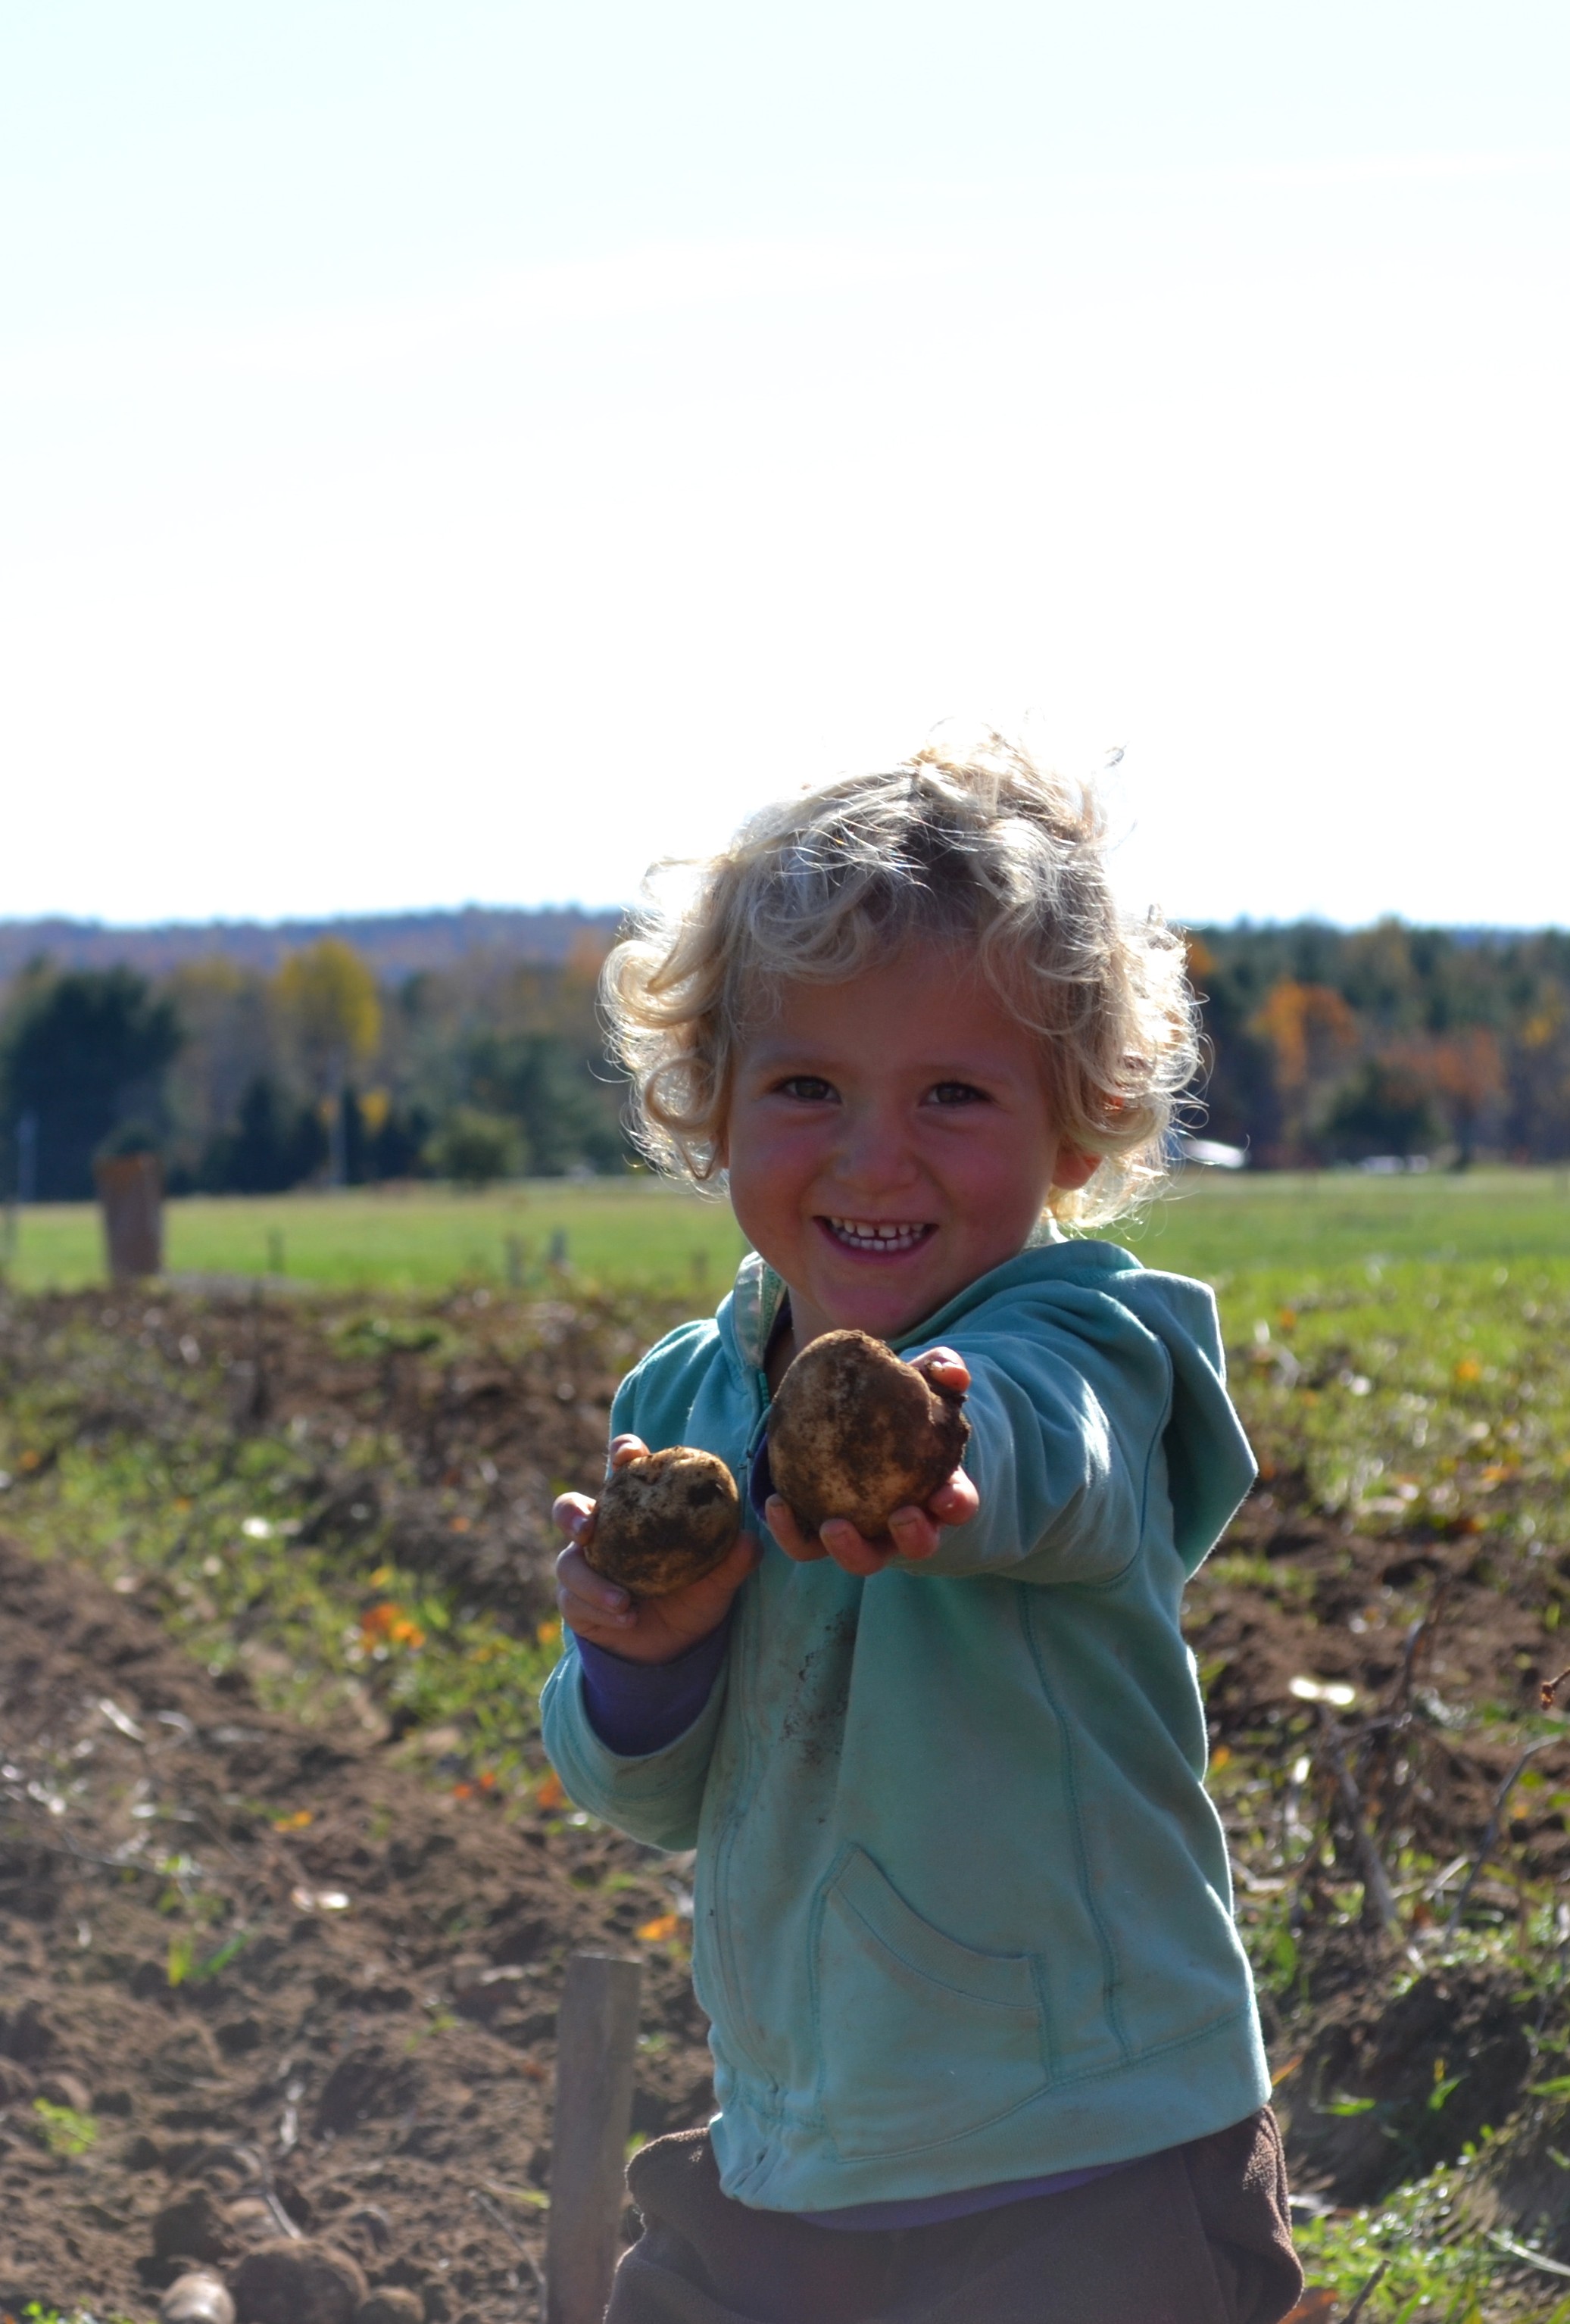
[0,906,626,982]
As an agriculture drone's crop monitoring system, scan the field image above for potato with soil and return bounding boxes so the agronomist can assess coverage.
[582,1446,742,1596]
[766,1329,970,1540]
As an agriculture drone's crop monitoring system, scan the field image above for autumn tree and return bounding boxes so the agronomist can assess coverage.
[273,941,382,1185]
[1247,980,1359,1162]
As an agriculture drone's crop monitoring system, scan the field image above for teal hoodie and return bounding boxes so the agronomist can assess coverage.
[540,1240,1271,2213]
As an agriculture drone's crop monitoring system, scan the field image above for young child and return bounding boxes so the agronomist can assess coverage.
[541,741,1302,2324]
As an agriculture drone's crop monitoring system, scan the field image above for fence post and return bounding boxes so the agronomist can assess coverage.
[546,1950,642,2324]
[94,1153,164,1281]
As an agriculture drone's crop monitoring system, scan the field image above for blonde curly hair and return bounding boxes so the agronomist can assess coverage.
[601,736,1198,1228]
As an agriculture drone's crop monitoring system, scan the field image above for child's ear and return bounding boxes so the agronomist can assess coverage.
[1050,1143,1099,1192]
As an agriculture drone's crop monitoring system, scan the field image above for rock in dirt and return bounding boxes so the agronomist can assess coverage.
[233,2238,368,2324]
[354,2291,425,2324]
[153,2184,231,2266]
[161,2270,238,2324]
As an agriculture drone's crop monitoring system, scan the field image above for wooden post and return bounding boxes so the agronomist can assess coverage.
[94,1153,163,1281]
[546,1951,641,2324]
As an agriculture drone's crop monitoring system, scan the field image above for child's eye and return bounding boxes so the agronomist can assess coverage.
[927,1081,990,1106]
[776,1075,836,1103]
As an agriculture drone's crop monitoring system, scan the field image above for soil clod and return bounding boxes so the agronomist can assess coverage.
[232,2238,367,2324]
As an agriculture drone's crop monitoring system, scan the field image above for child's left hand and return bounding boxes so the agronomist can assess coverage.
[765,1348,980,1577]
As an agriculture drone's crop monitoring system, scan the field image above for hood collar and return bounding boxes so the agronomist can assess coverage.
[726,1213,1068,1375]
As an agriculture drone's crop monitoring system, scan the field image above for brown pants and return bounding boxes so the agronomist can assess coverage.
[606,2112,1303,2324]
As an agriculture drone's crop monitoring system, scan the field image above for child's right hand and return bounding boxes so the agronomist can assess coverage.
[553,1435,761,1664]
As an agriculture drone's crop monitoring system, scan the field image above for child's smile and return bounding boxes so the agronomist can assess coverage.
[723,944,1095,1355]
[822,1218,935,1256]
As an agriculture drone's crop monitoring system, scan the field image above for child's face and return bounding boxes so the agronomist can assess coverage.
[724,944,1095,1350]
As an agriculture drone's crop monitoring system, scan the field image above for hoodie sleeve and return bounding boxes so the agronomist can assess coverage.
[897,1274,1254,1586]
[540,1636,728,1851]
[537,1316,735,1848]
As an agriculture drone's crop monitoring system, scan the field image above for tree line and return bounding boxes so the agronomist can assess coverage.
[1191,920,1570,1165]
[0,935,624,1201]
[1,917,1567,1202]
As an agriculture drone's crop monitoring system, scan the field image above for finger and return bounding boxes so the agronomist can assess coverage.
[817,1516,896,1577]
[765,1495,827,1563]
[926,1468,980,1527]
[554,1542,633,1624]
[558,1592,638,1642]
[913,1345,971,1393]
[552,1490,597,1541]
[885,1505,941,1560]
[607,1434,649,1474]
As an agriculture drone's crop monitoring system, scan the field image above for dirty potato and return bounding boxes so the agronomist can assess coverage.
[583,1446,742,1597]
[766,1329,971,1539]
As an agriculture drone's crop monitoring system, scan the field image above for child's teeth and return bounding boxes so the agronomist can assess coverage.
[830,1218,927,1251]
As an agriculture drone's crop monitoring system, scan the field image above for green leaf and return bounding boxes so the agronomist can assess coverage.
[191,1929,251,1983]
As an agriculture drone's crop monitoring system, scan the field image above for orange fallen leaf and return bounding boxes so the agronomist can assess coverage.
[636,1914,681,1944]
[452,1782,474,1800]
[361,1600,426,1650]
[273,1809,314,1831]
[536,1770,567,1811]
[450,1515,472,1533]
[479,1770,498,1790]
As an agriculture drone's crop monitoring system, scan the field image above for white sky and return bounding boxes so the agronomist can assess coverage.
[2,2,1566,929]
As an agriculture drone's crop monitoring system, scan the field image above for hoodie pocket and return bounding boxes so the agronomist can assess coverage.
[813,1845,1049,2160]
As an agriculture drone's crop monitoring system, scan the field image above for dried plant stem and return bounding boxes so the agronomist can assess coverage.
[1316,1709,1400,1933]
[1444,1739,1552,1936]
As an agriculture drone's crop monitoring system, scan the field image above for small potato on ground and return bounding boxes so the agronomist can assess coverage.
[160,2273,236,2324]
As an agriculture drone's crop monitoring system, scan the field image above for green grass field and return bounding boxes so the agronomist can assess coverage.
[0,1176,749,1296]
[2,1165,1565,1298]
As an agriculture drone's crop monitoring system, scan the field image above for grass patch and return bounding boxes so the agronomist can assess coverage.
[1289,2154,1570,2322]
[0,1177,746,1295]
[30,2099,97,2160]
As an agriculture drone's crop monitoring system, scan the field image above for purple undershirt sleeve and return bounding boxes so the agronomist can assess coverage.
[575,1619,733,1757]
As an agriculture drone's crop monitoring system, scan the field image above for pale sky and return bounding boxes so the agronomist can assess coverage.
[2,2,1567,929]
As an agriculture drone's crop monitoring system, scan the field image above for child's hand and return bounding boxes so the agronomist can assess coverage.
[554,1435,761,1664]
[766,1348,980,1577]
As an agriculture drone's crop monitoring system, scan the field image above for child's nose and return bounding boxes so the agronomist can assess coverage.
[833,1104,920,1191]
